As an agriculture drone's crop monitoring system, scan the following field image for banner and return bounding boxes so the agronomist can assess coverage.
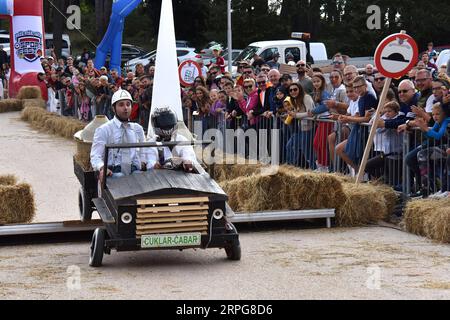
[12,15,44,74]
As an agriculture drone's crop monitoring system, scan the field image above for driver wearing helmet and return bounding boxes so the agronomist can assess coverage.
[90,89,147,183]
[147,107,197,172]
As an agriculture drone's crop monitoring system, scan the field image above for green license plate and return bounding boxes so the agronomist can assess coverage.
[141,233,202,249]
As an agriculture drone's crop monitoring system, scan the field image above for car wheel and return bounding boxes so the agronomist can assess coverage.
[89,228,106,267]
[79,187,93,222]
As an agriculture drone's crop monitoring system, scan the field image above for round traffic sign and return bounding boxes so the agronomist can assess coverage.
[374,33,418,78]
[178,60,201,87]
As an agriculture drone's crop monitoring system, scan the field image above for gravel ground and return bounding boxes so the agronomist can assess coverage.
[1,111,449,300]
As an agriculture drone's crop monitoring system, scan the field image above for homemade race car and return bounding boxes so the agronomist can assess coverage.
[74,140,241,267]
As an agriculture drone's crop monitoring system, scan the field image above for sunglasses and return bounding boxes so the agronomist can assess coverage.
[261,68,270,72]
[289,88,299,92]
[374,77,386,82]
[243,71,253,75]
[296,64,306,67]
[257,81,266,85]
[398,89,412,94]
[244,85,253,89]
[333,61,344,65]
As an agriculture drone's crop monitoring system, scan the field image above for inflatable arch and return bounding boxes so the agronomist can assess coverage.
[0,0,47,100]
[94,0,142,75]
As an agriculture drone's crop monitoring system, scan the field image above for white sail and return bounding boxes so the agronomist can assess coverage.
[147,0,183,138]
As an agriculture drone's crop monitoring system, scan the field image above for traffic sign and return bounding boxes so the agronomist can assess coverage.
[374,33,418,79]
[178,60,201,87]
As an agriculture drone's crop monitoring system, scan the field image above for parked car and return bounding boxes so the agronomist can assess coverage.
[125,48,201,72]
[45,34,72,58]
[200,41,224,58]
[436,49,450,68]
[222,49,242,66]
[176,40,193,48]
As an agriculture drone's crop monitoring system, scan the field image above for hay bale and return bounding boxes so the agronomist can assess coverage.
[0,175,17,186]
[337,183,390,227]
[0,183,35,224]
[22,99,46,109]
[21,106,86,140]
[0,99,23,113]
[404,198,450,242]
[17,86,42,100]
[220,167,346,213]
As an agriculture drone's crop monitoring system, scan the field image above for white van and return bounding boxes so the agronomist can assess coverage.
[233,40,307,71]
[310,42,328,62]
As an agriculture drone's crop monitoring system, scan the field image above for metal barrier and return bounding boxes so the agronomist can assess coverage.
[189,111,450,197]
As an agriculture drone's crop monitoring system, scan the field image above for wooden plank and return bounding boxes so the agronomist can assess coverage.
[137,205,208,214]
[136,216,207,224]
[136,227,208,236]
[137,210,209,219]
[137,197,209,206]
[136,221,208,231]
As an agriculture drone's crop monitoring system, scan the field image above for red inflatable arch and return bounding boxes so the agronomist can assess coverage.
[0,0,47,100]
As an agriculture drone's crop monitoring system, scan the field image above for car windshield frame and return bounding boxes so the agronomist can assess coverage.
[233,46,260,66]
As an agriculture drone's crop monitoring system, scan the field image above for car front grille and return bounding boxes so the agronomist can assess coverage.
[135,197,209,237]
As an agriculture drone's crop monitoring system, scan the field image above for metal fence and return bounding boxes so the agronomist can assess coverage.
[191,112,450,197]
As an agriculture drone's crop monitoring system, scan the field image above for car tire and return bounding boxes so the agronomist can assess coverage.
[79,187,93,222]
[89,228,106,267]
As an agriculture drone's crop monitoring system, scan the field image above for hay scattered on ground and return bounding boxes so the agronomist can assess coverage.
[21,106,86,140]
[404,198,450,243]
[0,99,23,113]
[0,177,35,224]
[17,86,42,100]
[0,175,17,186]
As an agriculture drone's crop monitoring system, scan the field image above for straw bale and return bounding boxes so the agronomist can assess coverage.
[21,106,85,139]
[220,167,346,213]
[22,99,46,109]
[0,175,17,186]
[0,183,35,224]
[404,198,450,242]
[17,86,42,100]
[337,183,389,227]
[0,99,23,113]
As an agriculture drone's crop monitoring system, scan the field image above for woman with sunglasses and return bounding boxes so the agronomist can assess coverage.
[235,78,259,129]
[284,83,316,168]
[193,76,206,89]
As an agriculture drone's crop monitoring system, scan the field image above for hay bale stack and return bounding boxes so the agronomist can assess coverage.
[21,106,85,140]
[22,99,46,109]
[0,176,35,224]
[404,198,450,242]
[220,167,346,213]
[17,86,42,100]
[0,99,23,113]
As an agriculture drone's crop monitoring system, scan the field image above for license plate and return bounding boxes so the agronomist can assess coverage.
[141,233,202,249]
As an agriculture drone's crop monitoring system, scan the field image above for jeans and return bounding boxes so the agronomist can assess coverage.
[286,130,315,169]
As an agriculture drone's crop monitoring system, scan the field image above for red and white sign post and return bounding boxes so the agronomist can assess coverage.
[178,60,201,88]
[356,31,418,183]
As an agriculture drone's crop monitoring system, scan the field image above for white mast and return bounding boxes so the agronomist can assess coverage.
[147,0,183,138]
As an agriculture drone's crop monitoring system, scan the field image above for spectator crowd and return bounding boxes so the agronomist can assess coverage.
[0,43,449,199]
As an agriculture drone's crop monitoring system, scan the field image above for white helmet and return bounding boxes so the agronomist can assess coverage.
[111,89,133,106]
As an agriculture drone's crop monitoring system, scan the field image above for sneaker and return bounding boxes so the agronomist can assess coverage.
[429,191,444,199]
[434,191,449,199]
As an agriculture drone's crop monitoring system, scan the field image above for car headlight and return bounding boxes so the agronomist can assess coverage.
[213,208,224,220]
[121,212,133,224]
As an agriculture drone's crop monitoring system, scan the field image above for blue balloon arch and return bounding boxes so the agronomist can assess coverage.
[94,0,142,75]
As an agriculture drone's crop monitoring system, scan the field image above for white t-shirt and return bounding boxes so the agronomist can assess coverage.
[347,98,360,116]
[425,94,437,113]
[146,134,197,169]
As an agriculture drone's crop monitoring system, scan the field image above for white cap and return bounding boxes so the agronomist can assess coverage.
[112,90,133,106]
